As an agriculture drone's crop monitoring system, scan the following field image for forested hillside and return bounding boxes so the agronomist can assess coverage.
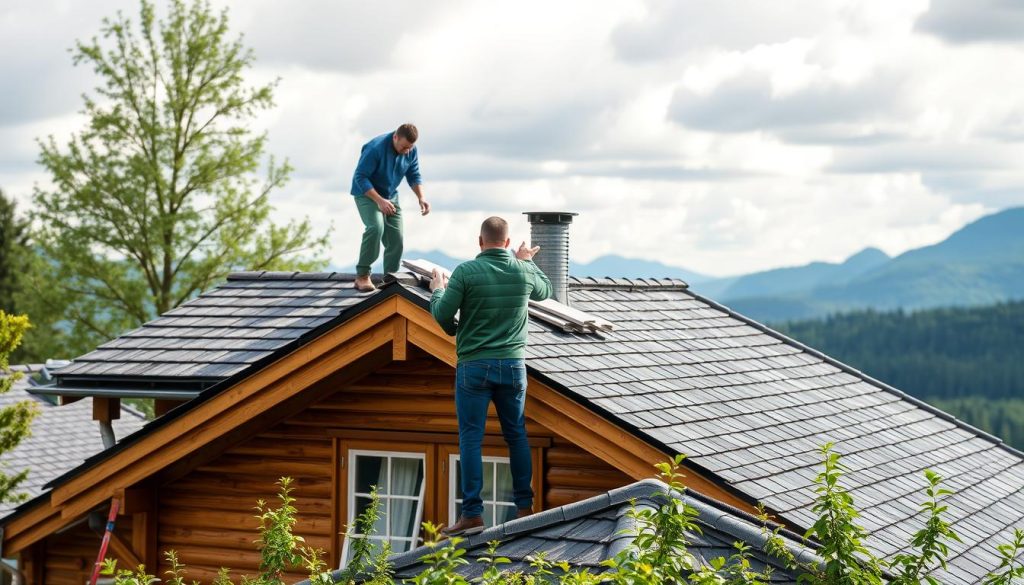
[775,301,1024,447]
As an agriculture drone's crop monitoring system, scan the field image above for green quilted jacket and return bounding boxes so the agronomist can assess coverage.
[429,248,553,362]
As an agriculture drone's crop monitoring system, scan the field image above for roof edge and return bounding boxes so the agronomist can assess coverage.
[682,288,1024,461]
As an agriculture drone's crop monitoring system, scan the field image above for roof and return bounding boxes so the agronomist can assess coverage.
[296,479,810,584]
[49,272,372,390]
[0,365,147,519]
[31,270,1024,583]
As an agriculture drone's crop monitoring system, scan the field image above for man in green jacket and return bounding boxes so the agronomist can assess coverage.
[429,216,553,536]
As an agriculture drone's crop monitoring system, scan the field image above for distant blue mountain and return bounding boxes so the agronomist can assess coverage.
[720,207,1024,322]
[694,247,890,301]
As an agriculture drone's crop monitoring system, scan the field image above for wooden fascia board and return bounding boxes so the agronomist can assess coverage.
[2,506,65,555]
[398,296,761,515]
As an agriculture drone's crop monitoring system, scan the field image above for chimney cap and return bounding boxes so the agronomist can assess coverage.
[524,211,578,224]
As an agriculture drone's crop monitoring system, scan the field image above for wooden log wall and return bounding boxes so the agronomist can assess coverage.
[41,347,632,584]
[36,517,134,585]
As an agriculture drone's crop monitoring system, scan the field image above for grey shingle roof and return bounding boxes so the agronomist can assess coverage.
[40,271,1024,583]
[51,272,373,384]
[295,479,807,584]
[0,366,148,519]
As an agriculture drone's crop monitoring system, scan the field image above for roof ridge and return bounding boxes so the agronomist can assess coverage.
[683,288,1024,462]
[226,271,359,281]
[567,275,689,290]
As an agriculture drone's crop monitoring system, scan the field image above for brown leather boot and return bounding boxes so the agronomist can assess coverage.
[440,515,484,537]
[353,275,376,292]
[516,507,533,519]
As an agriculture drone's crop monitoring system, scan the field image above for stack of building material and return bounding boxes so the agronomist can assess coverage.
[401,259,614,334]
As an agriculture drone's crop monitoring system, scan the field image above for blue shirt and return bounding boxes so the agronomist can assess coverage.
[350,132,422,200]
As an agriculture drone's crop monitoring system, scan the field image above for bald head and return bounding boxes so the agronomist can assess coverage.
[480,216,510,249]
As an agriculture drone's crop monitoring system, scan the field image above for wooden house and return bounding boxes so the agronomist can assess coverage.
[1,266,1022,584]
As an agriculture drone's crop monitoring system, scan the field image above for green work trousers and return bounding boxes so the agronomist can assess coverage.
[354,195,403,277]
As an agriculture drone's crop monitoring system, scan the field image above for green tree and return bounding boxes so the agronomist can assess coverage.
[30,0,328,355]
[0,190,30,313]
[0,311,39,504]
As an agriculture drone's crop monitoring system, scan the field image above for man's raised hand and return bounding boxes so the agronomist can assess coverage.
[515,241,541,261]
[430,268,448,292]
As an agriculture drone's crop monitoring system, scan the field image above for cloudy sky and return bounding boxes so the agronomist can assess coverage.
[2,0,1023,277]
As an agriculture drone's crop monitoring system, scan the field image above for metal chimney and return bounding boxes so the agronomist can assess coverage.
[524,211,577,305]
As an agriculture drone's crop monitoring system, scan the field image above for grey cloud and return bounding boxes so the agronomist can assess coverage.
[921,171,1024,208]
[915,0,1024,44]
[829,143,1018,174]
[0,0,131,125]
[668,71,905,134]
[612,0,830,62]
[428,156,757,183]
[236,0,454,72]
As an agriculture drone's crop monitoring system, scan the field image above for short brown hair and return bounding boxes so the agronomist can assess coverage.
[396,123,418,143]
[480,216,509,244]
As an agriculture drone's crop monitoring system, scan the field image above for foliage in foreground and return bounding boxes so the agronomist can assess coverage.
[0,311,38,504]
[103,447,1021,585]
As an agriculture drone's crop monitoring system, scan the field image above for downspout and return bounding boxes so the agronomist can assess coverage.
[98,421,116,449]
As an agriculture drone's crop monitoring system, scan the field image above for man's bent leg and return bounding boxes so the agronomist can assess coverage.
[454,360,493,519]
[492,359,534,512]
[354,196,385,277]
[381,199,404,274]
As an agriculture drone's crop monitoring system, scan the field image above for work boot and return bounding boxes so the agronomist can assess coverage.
[441,515,484,537]
[516,507,533,519]
[353,275,376,292]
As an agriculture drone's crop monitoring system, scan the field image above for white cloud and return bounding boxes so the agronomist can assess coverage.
[2,0,1023,278]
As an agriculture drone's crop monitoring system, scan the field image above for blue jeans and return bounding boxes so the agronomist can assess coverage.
[455,358,533,518]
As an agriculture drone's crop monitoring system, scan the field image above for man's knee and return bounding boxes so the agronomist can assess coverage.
[362,222,384,240]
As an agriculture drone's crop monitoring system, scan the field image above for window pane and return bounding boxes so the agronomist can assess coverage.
[455,458,463,499]
[391,457,423,497]
[454,501,463,520]
[495,462,514,502]
[355,455,388,495]
[390,498,419,539]
[482,461,494,500]
[497,504,517,524]
[483,503,495,526]
[354,496,387,537]
[391,539,413,553]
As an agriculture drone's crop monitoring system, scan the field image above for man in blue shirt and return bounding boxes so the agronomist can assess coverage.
[350,123,430,291]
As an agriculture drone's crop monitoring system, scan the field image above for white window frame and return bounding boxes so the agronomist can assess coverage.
[447,453,518,527]
[341,449,426,567]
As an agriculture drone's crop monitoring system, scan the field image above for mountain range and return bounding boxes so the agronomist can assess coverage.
[336,206,1024,322]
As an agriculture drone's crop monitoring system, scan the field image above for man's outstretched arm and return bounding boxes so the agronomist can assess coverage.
[430,268,463,336]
